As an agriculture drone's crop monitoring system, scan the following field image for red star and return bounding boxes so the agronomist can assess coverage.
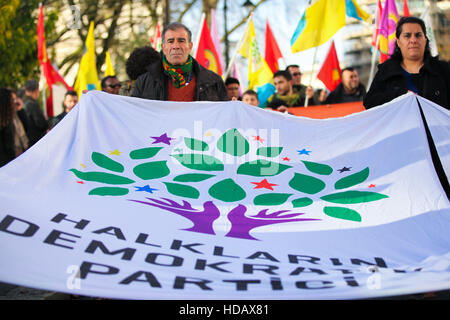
[251,179,278,191]
[253,136,264,143]
[282,157,290,161]
[368,184,376,188]
[77,181,85,184]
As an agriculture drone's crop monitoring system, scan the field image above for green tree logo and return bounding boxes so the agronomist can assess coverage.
[70,129,388,240]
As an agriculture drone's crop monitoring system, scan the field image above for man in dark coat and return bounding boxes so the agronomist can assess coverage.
[49,90,78,129]
[266,70,304,112]
[325,67,366,104]
[131,22,228,102]
[22,80,48,146]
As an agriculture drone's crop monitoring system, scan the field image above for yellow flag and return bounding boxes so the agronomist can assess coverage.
[104,51,115,77]
[74,21,101,97]
[238,17,273,90]
[291,0,346,53]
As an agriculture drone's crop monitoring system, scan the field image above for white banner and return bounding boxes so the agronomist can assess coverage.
[0,91,449,300]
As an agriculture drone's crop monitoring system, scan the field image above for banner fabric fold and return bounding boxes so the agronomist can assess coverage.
[0,92,449,300]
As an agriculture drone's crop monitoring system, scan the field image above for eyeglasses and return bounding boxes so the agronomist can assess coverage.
[108,84,122,88]
[292,72,302,76]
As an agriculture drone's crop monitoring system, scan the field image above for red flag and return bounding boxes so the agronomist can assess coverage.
[38,4,72,117]
[371,0,382,47]
[403,0,410,17]
[151,23,162,51]
[195,18,223,76]
[264,20,283,73]
[316,41,342,92]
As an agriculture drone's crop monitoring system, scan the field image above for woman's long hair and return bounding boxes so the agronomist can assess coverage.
[0,88,14,128]
[390,16,432,61]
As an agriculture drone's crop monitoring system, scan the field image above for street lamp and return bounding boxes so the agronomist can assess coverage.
[224,0,230,68]
[164,0,170,28]
[223,0,255,72]
[242,0,255,12]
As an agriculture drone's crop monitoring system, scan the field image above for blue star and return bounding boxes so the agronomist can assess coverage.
[297,148,311,155]
[134,185,158,193]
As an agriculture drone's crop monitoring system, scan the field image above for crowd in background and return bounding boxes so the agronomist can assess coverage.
[1,16,449,169]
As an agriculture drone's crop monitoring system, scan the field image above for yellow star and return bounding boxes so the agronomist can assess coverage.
[80,163,86,168]
[109,149,122,156]
[205,131,213,137]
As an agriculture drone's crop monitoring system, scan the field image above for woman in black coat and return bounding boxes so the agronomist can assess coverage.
[0,88,29,167]
[0,88,17,167]
[364,16,450,109]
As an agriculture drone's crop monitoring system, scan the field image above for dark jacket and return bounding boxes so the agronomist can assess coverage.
[266,93,304,110]
[364,56,450,109]
[293,84,317,105]
[0,123,15,167]
[49,111,68,129]
[23,96,48,146]
[131,58,229,101]
[325,83,366,104]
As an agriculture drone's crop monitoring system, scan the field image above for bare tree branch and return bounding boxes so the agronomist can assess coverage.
[177,0,198,22]
[221,0,268,41]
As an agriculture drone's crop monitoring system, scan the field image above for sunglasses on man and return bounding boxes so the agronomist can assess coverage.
[108,83,122,88]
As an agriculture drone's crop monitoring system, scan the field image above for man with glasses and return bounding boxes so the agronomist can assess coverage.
[101,76,122,95]
[286,65,316,105]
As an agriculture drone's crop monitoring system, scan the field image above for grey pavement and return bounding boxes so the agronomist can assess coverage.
[1,281,449,300]
[0,282,94,300]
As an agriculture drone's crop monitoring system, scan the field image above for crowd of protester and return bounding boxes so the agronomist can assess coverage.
[1,17,449,168]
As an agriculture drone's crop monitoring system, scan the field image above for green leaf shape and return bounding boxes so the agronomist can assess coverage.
[91,152,124,173]
[288,173,326,194]
[163,182,200,199]
[257,147,283,158]
[292,197,314,208]
[129,147,163,160]
[254,193,292,206]
[171,154,224,171]
[302,161,333,175]
[133,161,170,180]
[335,167,370,189]
[173,173,215,182]
[237,160,292,177]
[320,191,388,204]
[70,169,135,185]
[208,178,246,202]
[323,206,362,222]
[89,187,129,196]
[217,129,250,156]
[184,137,209,151]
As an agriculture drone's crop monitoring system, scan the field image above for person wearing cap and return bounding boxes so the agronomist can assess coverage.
[22,79,48,146]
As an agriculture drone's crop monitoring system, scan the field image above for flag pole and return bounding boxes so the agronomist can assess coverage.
[224,13,253,80]
[367,1,382,90]
[367,35,380,89]
[192,12,206,58]
[38,2,48,119]
[304,45,319,107]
